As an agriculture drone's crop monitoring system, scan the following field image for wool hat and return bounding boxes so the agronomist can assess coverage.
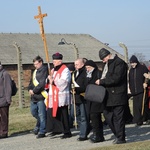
[52,52,63,60]
[84,60,97,68]
[67,64,75,72]
[99,48,110,60]
[130,55,138,63]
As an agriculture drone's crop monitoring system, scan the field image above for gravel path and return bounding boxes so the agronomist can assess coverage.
[0,123,150,150]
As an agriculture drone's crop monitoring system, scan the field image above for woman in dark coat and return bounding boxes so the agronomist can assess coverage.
[84,60,104,143]
[129,55,149,125]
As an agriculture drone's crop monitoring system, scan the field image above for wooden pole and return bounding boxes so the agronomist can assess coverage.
[141,75,150,115]
[71,84,78,129]
[34,6,51,74]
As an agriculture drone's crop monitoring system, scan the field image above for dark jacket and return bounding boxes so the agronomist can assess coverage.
[129,62,149,96]
[73,66,87,104]
[0,67,12,107]
[28,65,48,102]
[85,68,104,113]
[100,55,128,107]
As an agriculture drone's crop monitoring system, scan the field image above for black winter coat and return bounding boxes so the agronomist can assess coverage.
[100,55,128,107]
[73,66,87,104]
[85,68,104,113]
[28,65,48,102]
[129,62,149,95]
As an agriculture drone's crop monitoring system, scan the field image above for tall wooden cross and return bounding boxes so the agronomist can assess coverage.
[34,6,51,74]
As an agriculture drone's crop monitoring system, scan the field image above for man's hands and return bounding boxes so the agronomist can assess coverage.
[29,90,34,95]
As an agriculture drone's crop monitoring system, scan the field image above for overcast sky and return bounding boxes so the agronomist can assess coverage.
[1,0,150,60]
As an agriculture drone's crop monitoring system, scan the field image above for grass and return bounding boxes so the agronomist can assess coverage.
[8,91,150,150]
[9,90,36,136]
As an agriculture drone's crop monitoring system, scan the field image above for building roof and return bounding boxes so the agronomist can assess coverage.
[0,33,124,65]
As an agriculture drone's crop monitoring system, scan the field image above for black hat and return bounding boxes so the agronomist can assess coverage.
[99,48,110,60]
[85,60,97,68]
[130,55,138,63]
[52,52,63,60]
[67,64,75,72]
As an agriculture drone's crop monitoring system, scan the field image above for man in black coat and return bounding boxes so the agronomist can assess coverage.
[72,58,90,141]
[96,48,128,144]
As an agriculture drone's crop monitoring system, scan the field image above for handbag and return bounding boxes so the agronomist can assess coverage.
[85,84,106,103]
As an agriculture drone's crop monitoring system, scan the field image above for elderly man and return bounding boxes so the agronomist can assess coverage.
[97,48,128,144]
[72,58,91,141]
[46,52,72,139]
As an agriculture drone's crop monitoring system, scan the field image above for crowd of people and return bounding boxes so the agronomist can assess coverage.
[0,48,150,145]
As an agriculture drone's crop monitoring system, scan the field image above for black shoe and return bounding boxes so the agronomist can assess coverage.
[0,134,8,139]
[90,136,105,143]
[77,137,88,141]
[113,139,126,144]
[36,134,45,139]
[61,133,72,139]
[136,122,143,126]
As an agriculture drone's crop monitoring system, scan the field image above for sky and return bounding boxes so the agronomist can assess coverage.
[1,0,150,61]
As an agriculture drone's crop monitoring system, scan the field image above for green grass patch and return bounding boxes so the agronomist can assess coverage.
[9,90,36,136]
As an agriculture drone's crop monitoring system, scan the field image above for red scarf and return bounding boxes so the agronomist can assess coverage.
[52,64,67,117]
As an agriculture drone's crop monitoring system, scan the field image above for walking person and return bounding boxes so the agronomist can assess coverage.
[46,52,72,139]
[84,60,105,143]
[72,58,91,141]
[129,55,149,126]
[0,62,12,139]
[28,56,48,138]
[97,48,128,144]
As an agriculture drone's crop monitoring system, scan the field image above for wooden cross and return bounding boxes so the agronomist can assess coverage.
[34,6,51,74]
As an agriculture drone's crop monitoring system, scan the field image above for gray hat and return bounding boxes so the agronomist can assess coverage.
[99,48,110,60]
